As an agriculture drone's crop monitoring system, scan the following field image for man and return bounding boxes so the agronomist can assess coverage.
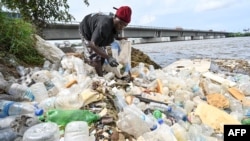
[79,6,132,76]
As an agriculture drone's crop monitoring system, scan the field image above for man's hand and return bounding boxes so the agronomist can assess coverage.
[108,56,119,67]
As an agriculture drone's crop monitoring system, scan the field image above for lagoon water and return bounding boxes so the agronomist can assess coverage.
[132,36,250,67]
[48,36,250,68]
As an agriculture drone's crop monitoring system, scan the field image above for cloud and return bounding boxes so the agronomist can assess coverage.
[138,15,156,25]
[194,0,237,12]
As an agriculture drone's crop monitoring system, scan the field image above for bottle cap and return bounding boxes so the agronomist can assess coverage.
[153,110,162,119]
[35,108,44,116]
[157,118,164,124]
[166,106,172,112]
[150,124,157,131]
[182,116,187,121]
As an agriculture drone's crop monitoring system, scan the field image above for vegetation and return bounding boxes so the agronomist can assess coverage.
[1,0,89,33]
[0,12,44,65]
[227,32,250,37]
[0,0,89,66]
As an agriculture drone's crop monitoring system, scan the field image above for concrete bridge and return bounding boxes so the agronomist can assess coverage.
[42,23,231,44]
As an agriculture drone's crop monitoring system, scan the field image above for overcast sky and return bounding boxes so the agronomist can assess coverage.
[68,0,249,32]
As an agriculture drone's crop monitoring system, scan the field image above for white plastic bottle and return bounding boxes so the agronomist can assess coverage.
[30,82,49,102]
[64,121,95,141]
[22,122,60,141]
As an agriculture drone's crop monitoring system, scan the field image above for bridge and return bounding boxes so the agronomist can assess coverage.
[42,22,232,44]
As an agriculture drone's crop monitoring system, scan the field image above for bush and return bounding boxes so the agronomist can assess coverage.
[0,12,43,65]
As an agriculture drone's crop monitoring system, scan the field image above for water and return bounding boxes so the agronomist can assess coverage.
[132,37,250,67]
[47,37,250,68]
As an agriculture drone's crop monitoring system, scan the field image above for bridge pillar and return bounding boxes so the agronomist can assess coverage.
[192,36,204,40]
[220,35,226,38]
[214,35,221,39]
[204,36,214,39]
[171,36,191,41]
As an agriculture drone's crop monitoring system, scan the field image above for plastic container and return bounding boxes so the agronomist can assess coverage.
[30,82,49,102]
[40,109,100,127]
[64,121,95,141]
[22,122,60,141]
[6,83,35,101]
[0,128,18,141]
[0,100,43,118]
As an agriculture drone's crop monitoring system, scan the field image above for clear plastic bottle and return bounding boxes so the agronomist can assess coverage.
[146,65,156,81]
[30,82,49,102]
[0,100,43,118]
[148,102,172,112]
[54,93,83,110]
[112,88,158,130]
[23,122,60,141]
[64,121,95,141]
[167,104,187,121]
[156,118,177,141]
[6,83,35,101]
[38,97,56,112]
[116,109,151,139]
[138,62,146,78]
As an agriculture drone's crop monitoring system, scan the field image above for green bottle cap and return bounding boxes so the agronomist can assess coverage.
[153,110,162,119]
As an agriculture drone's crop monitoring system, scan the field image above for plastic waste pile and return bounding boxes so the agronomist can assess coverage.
[1,55,250,141]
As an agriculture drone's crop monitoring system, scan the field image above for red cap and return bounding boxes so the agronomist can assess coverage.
[115,6,132,23]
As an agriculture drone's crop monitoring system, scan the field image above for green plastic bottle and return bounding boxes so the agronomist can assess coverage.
[241,117,250,125]
[39,109,100,128]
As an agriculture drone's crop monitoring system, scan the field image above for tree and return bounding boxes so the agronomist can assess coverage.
[1,0,89,34]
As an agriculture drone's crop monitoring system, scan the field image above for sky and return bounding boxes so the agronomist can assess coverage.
[68,0,250,33]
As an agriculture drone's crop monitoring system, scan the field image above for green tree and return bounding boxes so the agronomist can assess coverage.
[1,0,89,34]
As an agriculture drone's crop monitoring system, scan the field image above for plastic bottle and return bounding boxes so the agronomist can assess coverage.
[138,62,146,78]
[146,65,156,81]
[30,82,49,102]
[22,122,60,141]
[156,118,178,141]
[171,123,189,141]
[16,65,27,76]
[0,128,18,141]
[64,121,95,141]
[167,104,187,121]
[39,109,100,127]
[6,83,35,101]
[0,100,43,118]
[38,97,56,112]
[148,102,172,112]
[116,108,151,138]
[54,93,83,110]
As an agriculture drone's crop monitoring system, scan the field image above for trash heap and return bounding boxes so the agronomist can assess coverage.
[1,55,250,141]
